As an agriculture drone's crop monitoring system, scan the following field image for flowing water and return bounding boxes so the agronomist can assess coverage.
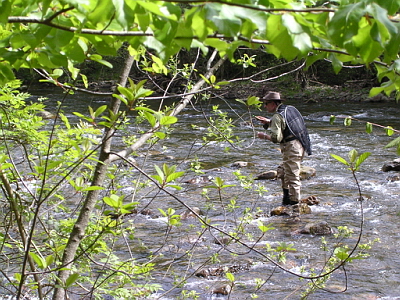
[29,90,400,299]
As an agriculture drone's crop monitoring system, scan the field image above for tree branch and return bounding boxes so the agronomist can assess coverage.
[108,55,228,162]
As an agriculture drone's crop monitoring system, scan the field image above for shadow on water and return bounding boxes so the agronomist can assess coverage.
[29,90,400,299]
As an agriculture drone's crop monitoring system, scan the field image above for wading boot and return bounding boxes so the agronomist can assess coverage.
[282,189,291,206]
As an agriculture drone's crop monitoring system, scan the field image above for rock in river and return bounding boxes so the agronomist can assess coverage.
[382,158,400,172]
[299,221,333,235]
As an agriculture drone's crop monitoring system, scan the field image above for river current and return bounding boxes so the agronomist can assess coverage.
[30,90,400,299]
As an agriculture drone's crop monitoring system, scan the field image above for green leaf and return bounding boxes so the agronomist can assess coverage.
[385,136,400,148]
[330,115,336,125]
[160,116,177,126]
[89,54,113,68]
[82,186,105,191]
[29,252,46,269]
[103,194,121,209]
[154,132,166,139]
[199,74,210,85]
[330,154,349,166]
[355,152,371,169]
[0,62,16,84]
[166,171,185,182]
[348,149,358,163]
[226,272,235,282]
[152,174,163,184]
[112,0,135,30]
[0,0,11,23]
[330,54,343,74]
[112,93,128,105]
[216,80,230,87]
[191,9,207,40]
[154,165,165,181]
[206,4,241,37]
[246,96,261,107]
[385,126,394,136]
[117,86,134,101]
[328,2,366,47]
[143,111,156,127]
[282,14,312,54]
[344,117,352,126]
[266,14,299,61]
[365,122,373,133]
[95,105,108,117]
[46,255,54,268]
[334,247,349,261]
[257,220,275,233]
[167,184,182,190]
[122,202,138,211]
[65,273,79,288]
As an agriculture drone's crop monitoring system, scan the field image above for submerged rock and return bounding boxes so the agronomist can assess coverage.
[300,166,317,180]
[184,175,213,184]
[195,262,252,278]
[387,174,400,181]
[300,221,333,235]
[293,203,312,214]
[270,206,292,216]
[180,207,203,220]
[300,195,320,205]
[212,284,231,296]
[382,158,400,172]
[213,236,233,245]
[255,170,277,180]
[231,161,249,168]
[270,203,311,216]
[37,110,56,119]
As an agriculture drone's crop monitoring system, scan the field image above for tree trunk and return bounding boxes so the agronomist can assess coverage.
[52,55,134,300]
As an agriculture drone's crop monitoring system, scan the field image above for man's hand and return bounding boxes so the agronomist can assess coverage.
[255,116,270,124]
[257,132,271,141]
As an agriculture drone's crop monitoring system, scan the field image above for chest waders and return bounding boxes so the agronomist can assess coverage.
[277,105,311,205]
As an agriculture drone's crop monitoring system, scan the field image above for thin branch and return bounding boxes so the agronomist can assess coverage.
[108,55,228,162]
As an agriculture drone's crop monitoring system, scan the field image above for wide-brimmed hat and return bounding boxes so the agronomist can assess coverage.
[262,91,283,102]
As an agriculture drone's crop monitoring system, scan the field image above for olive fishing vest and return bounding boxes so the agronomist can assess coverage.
[277,104,312,155]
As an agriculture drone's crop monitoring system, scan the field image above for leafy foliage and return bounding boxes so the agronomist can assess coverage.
[0,0,396,298]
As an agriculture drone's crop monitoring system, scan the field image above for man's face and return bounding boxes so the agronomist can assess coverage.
[264,101,276,113]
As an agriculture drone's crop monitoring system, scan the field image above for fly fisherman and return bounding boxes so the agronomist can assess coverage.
[255,91,312,206]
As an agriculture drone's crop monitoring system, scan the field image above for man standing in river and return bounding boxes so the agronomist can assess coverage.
[255,91,312,206]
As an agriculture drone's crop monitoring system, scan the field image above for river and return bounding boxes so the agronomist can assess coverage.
[29,90,400,299]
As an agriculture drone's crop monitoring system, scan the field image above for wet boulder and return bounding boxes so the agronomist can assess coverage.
[293,203,312,214]
[382,158,400,172]
[213,236,233,245]
[300,221,333,235]
[184,175,213,184]
[387,174,400,182]
[37,110,56,119]
[270,203,311,216]
[270,206,292,216]
[212,284,231,296]
[195,262,252,278]
[300,195,320,205]
[300,166,316,180]
[180,207,203,220]
[231,161,249,168]
[255,170,277,180]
